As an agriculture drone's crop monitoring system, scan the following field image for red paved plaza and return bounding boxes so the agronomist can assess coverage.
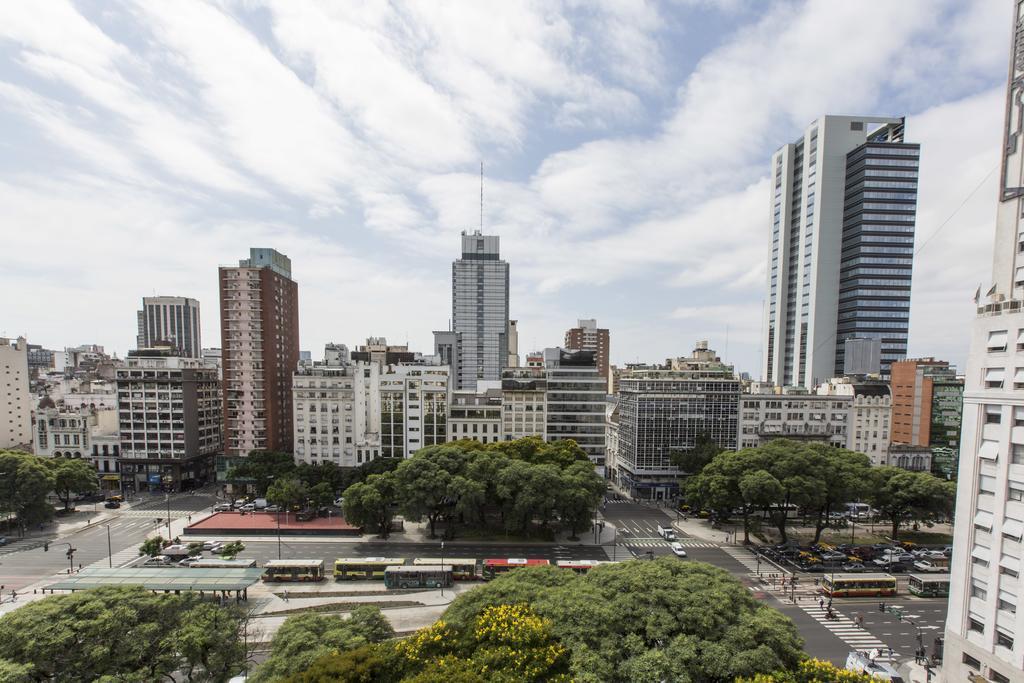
[185,511,360,536]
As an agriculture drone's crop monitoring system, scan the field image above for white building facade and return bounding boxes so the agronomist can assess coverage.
[944,7,1024,679]
[448,389,502,444]
[292,344,382,467]
[380,363,450,459]
[738,386,850,450]
[817,377,892,465]
[501,368,547,441]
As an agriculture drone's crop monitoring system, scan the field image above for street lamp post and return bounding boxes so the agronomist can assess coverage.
[440,540,445,597]
[165,492,171,540]
[106,524,112,568]
[276,508,282,560]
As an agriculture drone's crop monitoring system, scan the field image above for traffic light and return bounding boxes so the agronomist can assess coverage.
[65,549,73,559]
[879,602,886,612]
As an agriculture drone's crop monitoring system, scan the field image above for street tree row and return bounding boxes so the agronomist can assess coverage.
[0,450,99,533]
[685,439,956,543]
[341,437,606,540]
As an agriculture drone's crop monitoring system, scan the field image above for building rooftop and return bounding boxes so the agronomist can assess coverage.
[44,567,264,592]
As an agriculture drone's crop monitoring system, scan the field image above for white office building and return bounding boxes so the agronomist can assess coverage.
[1,337,31,449]
[448,388,503,444]
[944,9,1024,679]
[738,385,850,450]
[292,343,381,467]
[501,368,547,441]
[380,363,450,459]
[817,377,892,465]
[762,115,919,388]
[137,296,201,358]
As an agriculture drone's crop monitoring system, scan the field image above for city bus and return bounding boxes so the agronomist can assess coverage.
[263,559,326,582]
[384,565,453,589]
[556,560,613,574]
[334,557,404,580]
[413,557,479,580]
[482,558,550,580]
[187,558,257,569]
[821,573,897,598]
[907,573,950,598]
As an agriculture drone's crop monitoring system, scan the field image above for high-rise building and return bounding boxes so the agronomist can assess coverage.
[843,337,882,376]
[763,116,919,388]
[944,7,1024,678]
[507,320,520,368]
[610,341,739,500]
[292,344,382,467]
[564,319,610,383]
[448,231,509,391]
[890,358,964,453]
[544,348,607,471]
[137,296,201,358]
[219,248,300,458]
[116,346,221,493]
[0,337,31,449]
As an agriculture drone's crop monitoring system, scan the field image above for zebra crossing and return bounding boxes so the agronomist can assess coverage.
[721,545,762,573]
[82,546,141,571]
[621,538,718,548]
[0,539,47,556]
[803,604,897,663]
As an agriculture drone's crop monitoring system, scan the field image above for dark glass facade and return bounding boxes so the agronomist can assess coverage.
[836,130,919,377]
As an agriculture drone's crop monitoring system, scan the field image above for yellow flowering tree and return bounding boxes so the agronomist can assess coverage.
[737,658,883,683]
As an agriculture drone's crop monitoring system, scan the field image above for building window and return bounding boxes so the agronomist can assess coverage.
[1013,444,1024,465]
[996,630,1014,649]
[970,580,988,600]
[968,618,985,634]
[961,653,980,670]
[986,405,1003,424]
[1010,486,1024,502]
[988,330,1008,352]
[990,671,1010,683]
[997,598,1016,613]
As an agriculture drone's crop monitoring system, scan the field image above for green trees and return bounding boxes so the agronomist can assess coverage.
[266,477,309,512]
[0,586,250,682]
[687,440,873,543]
[670,431,723,475]
[226,451,296,496]
[0,450,56,531]
[47,457,99,511]
[138,535,165,556]
[346,439,605,540]
[867,466,956,540]
[252,607,395,682]
[283,559,804,682]
[219,540,246,559]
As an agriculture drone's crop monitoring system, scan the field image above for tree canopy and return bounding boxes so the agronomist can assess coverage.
[227,451,400,498]
[686,440,873,543]
[0,450,56,531]
[867,466,956,540]
[343,438,604,540]
[47,457,99,511]
[252,607,394,682]
[283,559,804,682]
[266,477,309,511]
[0,586,250,682]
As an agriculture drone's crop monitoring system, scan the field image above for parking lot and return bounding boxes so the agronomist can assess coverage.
[755,540,952,576]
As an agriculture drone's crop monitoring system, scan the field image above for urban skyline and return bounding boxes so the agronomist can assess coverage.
[0,2,1009,378]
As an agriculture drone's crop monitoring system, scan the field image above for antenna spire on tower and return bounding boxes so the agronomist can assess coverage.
[480,161,484,232]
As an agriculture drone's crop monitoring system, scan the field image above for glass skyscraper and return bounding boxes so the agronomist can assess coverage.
[449,231,509,390]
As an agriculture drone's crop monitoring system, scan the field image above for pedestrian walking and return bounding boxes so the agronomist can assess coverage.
[818,597,825,610]
[827,598,833,610]
[856,613,864,628]
[11,589,17,602]
[283,589,289,602]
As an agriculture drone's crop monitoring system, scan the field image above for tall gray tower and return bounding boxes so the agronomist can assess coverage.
[449,231,509,390]
[137,296,201,358]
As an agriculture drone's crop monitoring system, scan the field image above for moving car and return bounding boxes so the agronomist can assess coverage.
[239,503,256,512]
[202,541,225,552]
[103,500,120,509]
[842,562,866,572]
[213,503,232,512]
[912,560,945,573]
[669,542,687,558]
[0,537,8,546]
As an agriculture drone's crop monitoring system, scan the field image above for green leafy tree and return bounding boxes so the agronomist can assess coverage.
[558,461,605,540]
[670,431,723,474]
[737,657,878,682]
[868,467,956,540]
[267,477,309,512]
[47,458,99,511]
[0,451,56,531]
[343,472,398,538]
[296,461,349,495]
[253,608,393,682]
[395,457,452,538]
[308,481,335,510]
[804,444,871,542]
[219,540,246,559]
[0,586,248,682]
[0,658,34,683]
[284,645,394,683]
[226,451,296,496]
[138,535,165,557]
[187,541,204,557]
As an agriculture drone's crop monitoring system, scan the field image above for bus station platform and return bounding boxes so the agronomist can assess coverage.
[42,566,265,600]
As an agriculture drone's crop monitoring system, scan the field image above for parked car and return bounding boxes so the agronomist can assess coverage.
[239,503,256,512]
[213,503,232,512]
[334,497,344,508]
[0,537,8,546]
[842,562,866,572]
[142,555,172,567]
[820,551,849,562]
[913,560,945,573]
[177,556,200,567]
[264,505,279,513]
[234,499,248,508]
[103,500,121,509]
[202,540,224,551]
[669,542,687,557]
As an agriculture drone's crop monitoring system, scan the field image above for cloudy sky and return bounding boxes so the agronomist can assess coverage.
[0,0,1009,376]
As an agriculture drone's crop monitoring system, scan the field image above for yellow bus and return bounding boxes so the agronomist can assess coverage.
[908,573,950,598]
[334,557,405,580]
[263,559,325,582]
[821,573,897,598]
[413,557,479,580]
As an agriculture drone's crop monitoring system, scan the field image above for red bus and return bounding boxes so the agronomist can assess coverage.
[482,558,550,580]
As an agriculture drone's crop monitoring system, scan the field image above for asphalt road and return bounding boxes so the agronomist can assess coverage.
[0,490,220,591]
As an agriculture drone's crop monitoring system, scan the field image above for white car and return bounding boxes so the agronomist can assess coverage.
[912,560,945,573]
[239,503,255,512]
[669,542,687,558]
[334,497,344,508]
[202,540,225,552]
[213,503,232,512]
